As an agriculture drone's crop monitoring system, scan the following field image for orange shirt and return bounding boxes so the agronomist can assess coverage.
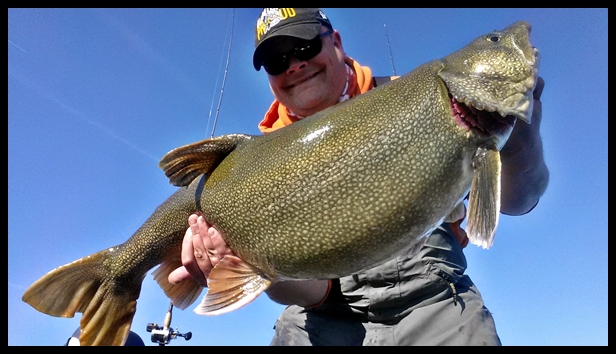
[258,57,374,134]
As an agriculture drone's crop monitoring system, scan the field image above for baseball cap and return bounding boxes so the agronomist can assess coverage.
[253,8,333,71]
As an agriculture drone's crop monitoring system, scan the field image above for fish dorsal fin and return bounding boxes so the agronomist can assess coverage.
[193,255,272,316]
[159,134,254,187]
[466,147,501,249]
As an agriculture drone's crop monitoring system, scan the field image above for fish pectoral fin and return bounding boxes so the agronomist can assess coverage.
[193,255,272,316]
[159,134,254,187]
[466,147,501,249]
[153,259,204,310]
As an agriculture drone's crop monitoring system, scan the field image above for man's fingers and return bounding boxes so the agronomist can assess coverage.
[194,215,218,266]
[169,213,231,287]
[179,223,195,270]
[450,220,469,248]
[169,225,205,286]
[168,266,192,285]
[205,218,236,260]
[534,76,544,100]
[187,215,213,282]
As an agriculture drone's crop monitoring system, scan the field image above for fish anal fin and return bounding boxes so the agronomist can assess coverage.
[152,259,204,310]
[159,134,254,187]
[466,147,501,249]
[194,255,272,316]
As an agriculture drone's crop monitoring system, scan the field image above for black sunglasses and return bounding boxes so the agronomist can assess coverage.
[262,30,333,76]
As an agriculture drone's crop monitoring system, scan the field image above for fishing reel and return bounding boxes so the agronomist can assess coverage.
[146,303,192,346]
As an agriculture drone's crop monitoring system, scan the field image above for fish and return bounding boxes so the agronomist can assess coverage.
[22,20,540,346]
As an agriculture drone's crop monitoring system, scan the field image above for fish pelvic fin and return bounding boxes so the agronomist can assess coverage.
[152,259,204,310]
[194,255,272,316]
[22,248,140,346]
[159,134,254,187]
[466,147,501,249]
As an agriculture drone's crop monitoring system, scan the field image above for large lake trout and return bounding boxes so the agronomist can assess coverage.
[23,21,540,345]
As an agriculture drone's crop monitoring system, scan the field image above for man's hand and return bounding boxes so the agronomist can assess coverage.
[168,214,330,308]
[448,218,469,248]
[168,213,235,287]
[499,76,549,215]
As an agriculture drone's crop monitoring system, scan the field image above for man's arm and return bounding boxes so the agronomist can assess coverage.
[499,77,549,215]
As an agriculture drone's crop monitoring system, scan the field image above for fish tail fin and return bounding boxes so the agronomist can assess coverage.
[152,259,204,310]
[78,282,139,346]
[194,255,272,316]
[22,248,140,346]
[466,148,501,249]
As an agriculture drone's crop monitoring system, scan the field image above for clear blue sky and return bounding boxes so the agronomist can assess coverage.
[8,8,607,346]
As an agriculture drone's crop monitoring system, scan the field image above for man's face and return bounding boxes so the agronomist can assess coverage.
[266,28,348,118]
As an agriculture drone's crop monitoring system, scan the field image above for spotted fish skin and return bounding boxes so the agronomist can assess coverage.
[22,21,539,344]
[169,21,539,280]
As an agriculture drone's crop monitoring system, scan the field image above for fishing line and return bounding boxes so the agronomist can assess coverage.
[207,8,235,139]
[384,24,397,76]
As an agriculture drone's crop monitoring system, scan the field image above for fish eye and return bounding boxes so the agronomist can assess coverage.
[486,34,501,42]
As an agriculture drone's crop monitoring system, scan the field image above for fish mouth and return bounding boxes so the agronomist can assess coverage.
[449,93,516,137]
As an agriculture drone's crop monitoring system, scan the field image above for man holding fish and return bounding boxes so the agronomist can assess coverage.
[169,8,549,346]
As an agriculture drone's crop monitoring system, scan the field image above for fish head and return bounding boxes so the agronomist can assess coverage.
[438,20,540,149]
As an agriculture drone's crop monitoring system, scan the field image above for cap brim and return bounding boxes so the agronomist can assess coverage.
[253,22,322,71]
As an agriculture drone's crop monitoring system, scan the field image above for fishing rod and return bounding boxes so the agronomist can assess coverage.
[144,11,236,345]
[384,24,397,76]
[146,302,192,346]
[209,8,235,138]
